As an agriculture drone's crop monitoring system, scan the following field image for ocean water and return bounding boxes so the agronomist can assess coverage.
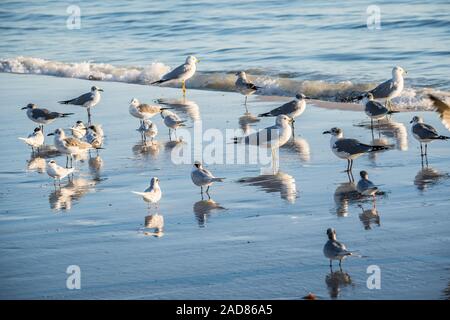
[1,0,450,108]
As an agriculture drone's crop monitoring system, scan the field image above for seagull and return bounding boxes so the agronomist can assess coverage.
[160,110,186,141]
[18,127,45,152]
[362,92,398,128]
[323,228,354,270]
[129,98,168,126]
[48,128,96,168]
[151,56,199,96]
[86,124,104,151]
[137,119,158,143]
[58,86,104,124]
[356,170,378,199]
[235,71,261,109]
[191,161,225,198]
[259,93,310,129]
[410,116,449,157]
[132,177,162,209]
[70,120,87,139]
[323,127,389,172]
[46,160,74,187]
[21,103,73,132]
[367,66,407,110]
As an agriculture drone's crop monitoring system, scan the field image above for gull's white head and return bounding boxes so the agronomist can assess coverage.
[47,128,65,138]
[410,116,423,124]
[21,103,38,110]
[326,228,337,240]
[130,98,140,107]
[323,127,343,137]
[193,161,203,169]
[91,86,104,92]
[150,177,160,187]
[392,66,407,77]
[235,71,247,79]
[276,114,293,126]
[364,92,375,101]
[359,170,369,180]
[186,55,199,65]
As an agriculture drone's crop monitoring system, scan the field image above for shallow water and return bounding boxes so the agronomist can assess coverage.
[0,73,449,299]
[1,0,450,108]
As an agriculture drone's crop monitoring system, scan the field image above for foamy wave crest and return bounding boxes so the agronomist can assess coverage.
[1,56,446,111]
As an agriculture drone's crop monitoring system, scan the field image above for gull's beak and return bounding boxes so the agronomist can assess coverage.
[304,96,312,99]
[47,133,54,136]
[21,106,27,110]
[323,130,331,134]
[196,58,200,63]
[404,70,408,75]
[409,120,413,124]
[98,88,104,92]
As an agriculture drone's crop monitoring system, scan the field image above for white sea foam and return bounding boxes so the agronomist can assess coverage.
[0,56,445,111]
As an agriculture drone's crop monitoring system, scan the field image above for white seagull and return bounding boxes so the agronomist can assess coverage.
[235,71,261,108]
[46,160,74,186]
[21,103,73,132]
[18,127,45,152]
[323,127,389,172]
[367,66,407,109]
[259,93,310,129]
[70,120,87,139]
[137,119,158,143]
[410,116,449,156]
[129,98,168,126]
[362,92,398,127]
[86,124,104,151]
[160,110,186,141]
[132,177,162,208]
[356,170,379,198]
[151,55,199,96]
[59,86,104,124]
[323,228,354,270]
[191,161,225,198]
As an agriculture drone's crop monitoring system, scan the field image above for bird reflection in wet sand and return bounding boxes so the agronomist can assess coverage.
[144,214,164,237]
[333,176,358,217]
[357,119,408,151]
[358,204,380,230]
[157,97,201,122]
[282,136,311,162]
[239,112,261,134]
[325,270,353,299]
[26,155,47,173]
[238,171,297,203]
[88,155,103,181]
[414,164,449,192]
[193,198,226,227]
[49,177,96,211]
[132,141,161,159]
[164,140,186,153]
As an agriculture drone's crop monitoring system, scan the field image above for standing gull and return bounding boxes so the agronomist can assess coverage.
[235,71,261,109]
[129,98,168,126]
[18,127,44,152]
[259,93,310,130]
[323,127,389,172]
[48,128,96,168]
[323,228,354,270]
[191,161,225,198]
[410,116,449,157]
[367,66,407,110]
[59,86,104,124]
[362,92,398,128]
[151,56,199,96]
[21,103,73,132]
[46,160,74,187]
[137,119,158,143]
[160,110,186,141]
[132,177,162,209]
[86,124,104,151]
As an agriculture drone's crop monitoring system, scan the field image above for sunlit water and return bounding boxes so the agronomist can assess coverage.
[1,0,450,109]
[0,73,449,299]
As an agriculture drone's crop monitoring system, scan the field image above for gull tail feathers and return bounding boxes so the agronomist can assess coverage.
[151,79,169,85]
[132,191,147,197]
[211,177,225,182]
[369,145,390,152]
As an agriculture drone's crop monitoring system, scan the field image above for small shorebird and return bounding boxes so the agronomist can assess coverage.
[137,119,158,143]
[46,160,74,187]
[70,120,87,139]
[59,86,103,124]
[323,127,389,173]
[48,128,96,168]
[323,228,354,270]
[151,55,199,96]
[18,127,44,152]
[191,161,225,198]
[410,116,449,157]
[132,177,162,209]
[356,170,379,199]
[160,110,186,141]
[21,103,73,132]
[235,71,261,109]
[86,124,104,151]
[362,92,398,128]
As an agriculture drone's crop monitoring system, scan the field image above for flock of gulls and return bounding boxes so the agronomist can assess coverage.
[18,55,449,271]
